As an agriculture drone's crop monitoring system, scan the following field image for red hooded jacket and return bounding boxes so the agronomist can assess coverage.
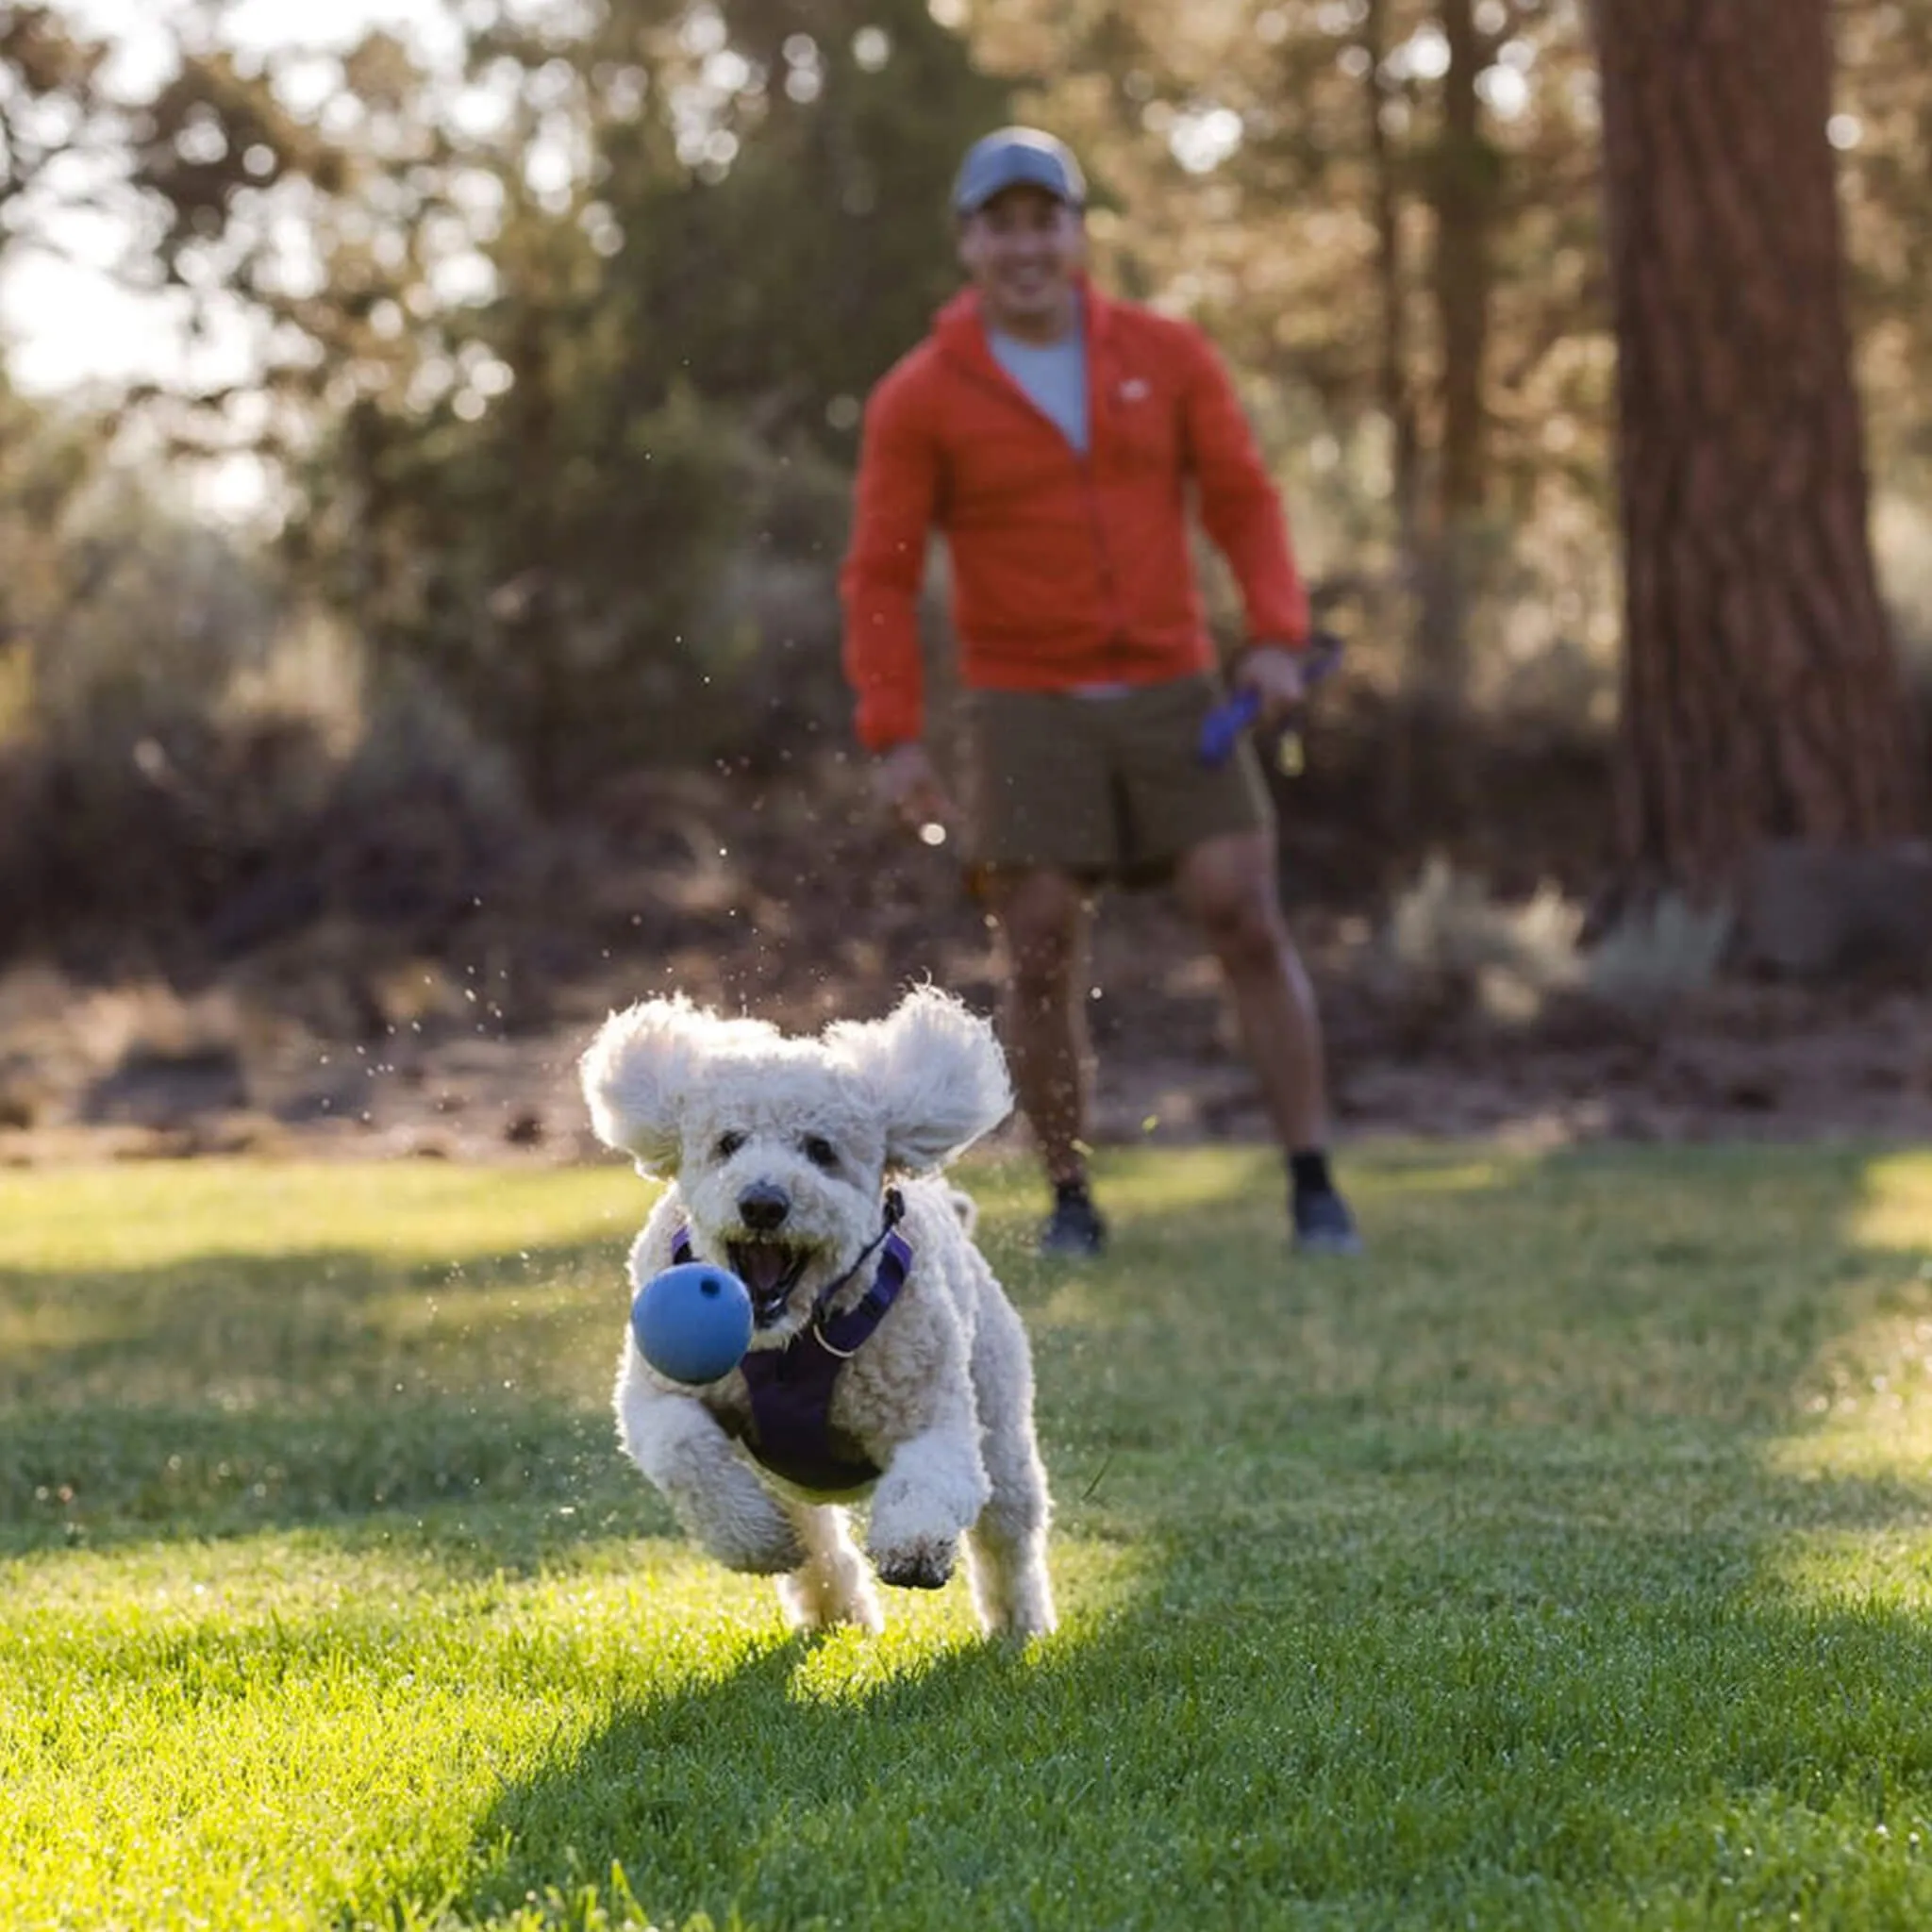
[840,280,1310,752]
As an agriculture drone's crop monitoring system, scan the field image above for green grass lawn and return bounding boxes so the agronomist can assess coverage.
[9,1144,1932,1929]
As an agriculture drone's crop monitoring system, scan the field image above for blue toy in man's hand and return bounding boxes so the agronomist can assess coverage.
[1198,631,1346,768]
[631,1262,754,1384]
[1198,686,1263,766]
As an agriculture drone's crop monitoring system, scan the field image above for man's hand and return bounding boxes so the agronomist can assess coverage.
[1232,643,1311,730]
[874,742,957,843]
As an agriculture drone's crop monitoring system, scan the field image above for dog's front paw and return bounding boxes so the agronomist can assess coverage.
[871,1536,958,1591]
[675,1491,806,1576]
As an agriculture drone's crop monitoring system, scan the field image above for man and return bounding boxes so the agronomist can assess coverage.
[840,125,1360,1259]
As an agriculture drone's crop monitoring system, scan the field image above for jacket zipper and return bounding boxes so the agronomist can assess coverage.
[1078,443,1128,683]
[944,353,1132,664]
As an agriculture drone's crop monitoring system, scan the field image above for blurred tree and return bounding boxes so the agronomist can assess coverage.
[612,0,1012,454]
[1410,0,1491,724]
[0,5,109,242]
[1590,0,1924,903]
[1832,0,1932,550]
[0,375,113,751]
[140,0,1008,803]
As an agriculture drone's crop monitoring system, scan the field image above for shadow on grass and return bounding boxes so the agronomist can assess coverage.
[0,1233,623,1383]
[436,1522,1932,1931]
[0,1224,655,1557]
[0,1392,670,1565]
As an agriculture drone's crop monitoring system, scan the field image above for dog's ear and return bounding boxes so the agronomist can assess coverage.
[826,985,1012,1174]
[580,997,704,1174]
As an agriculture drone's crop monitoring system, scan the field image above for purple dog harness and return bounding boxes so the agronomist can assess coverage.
[670,1190,912,1495]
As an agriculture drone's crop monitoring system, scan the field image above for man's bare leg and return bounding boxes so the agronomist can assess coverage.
[1174,829,1359,1253]
[985,865,1093,1187]
[1172,830,1329,1150]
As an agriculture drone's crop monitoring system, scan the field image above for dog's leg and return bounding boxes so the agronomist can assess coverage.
[774,1505,883,1634]
[616,1366,805,1574]
[963,1288,1058,1639]
[865,1388,991,1592]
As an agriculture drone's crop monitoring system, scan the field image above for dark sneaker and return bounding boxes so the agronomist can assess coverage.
[1038,1184,1108,1258]
[1292,1186,1363,1257]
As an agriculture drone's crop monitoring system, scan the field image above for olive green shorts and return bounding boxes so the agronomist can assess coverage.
[960,674,1274,890]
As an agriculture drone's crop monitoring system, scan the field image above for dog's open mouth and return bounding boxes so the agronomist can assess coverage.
[728,1240,815,1326]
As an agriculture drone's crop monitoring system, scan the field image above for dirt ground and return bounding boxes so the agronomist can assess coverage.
[4,758,1930,1170]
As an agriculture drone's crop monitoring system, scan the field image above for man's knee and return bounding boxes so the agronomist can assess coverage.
[1178,837,1287,962]
[1196,886,1288,972]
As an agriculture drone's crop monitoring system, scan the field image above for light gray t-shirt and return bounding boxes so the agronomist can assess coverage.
[988,311,1090,455]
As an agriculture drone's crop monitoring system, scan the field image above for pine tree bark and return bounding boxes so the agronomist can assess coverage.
[1428,0,1491,582]
[1374,0,1498,839]
[1591,0,1924,905]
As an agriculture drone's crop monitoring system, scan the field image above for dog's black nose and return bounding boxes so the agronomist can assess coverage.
[738,1182,791,1233]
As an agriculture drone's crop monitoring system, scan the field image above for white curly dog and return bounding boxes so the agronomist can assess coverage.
[581,984,1057,1639]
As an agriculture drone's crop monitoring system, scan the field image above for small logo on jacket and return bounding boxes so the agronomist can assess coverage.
[1118,377,1151,403]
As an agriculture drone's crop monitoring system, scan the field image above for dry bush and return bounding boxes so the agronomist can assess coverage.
[1382,858,1587,1023]
[0,567,535,974]
[1378,858,1729,1024]
[1587,895,1734,1010]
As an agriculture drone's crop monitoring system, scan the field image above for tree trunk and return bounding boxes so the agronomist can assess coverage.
[1361,0,1432,853]
[1408,0,1498,835]
[1590,0,1924,904]
[1424,0,1492,660]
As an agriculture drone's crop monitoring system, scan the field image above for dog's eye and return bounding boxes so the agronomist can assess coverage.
[715,1130,746,1159]
[801,1134,839,1172]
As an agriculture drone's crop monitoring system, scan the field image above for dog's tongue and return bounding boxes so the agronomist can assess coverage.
[736,1246,794,1297]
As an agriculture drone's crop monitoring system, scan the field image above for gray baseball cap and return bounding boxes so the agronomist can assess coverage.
[952,126,1087,217]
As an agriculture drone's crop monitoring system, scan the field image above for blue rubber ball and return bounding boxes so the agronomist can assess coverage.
[631,1261,755,1384]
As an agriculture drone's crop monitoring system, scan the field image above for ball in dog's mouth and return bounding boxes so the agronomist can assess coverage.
[727,1239,814,1325]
